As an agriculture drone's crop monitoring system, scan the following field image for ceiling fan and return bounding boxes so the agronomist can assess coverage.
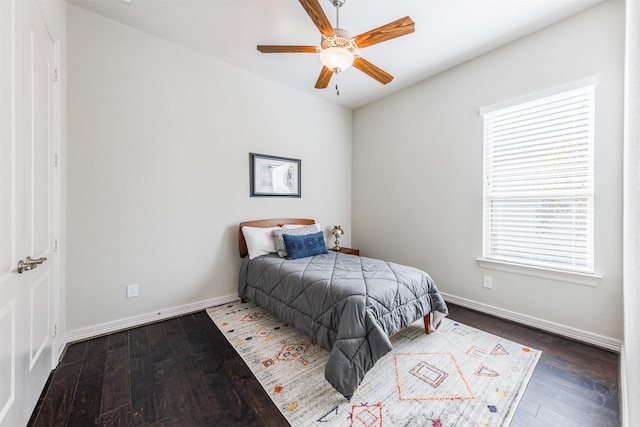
[257,0,415,91]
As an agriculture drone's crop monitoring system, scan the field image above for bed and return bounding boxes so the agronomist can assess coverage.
[237,218,448,399]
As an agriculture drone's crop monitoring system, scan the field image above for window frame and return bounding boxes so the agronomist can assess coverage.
[477,77,602,286]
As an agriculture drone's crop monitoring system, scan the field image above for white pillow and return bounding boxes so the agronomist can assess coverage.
[242,226,281,259]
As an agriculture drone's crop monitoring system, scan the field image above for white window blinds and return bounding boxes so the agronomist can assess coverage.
[481,83,595,273]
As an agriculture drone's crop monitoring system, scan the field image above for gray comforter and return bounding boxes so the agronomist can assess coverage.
[238,251,448,399]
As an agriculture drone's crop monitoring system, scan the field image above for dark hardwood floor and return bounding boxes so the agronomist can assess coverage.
[28,303,619,426]
[446,305,619,427]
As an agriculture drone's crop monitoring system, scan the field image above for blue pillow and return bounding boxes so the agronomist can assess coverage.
[283,231,328,260]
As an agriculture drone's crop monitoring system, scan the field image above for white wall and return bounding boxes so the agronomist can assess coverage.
[622,0,640,424]
[66,5,352,336]
[352,0,624,346]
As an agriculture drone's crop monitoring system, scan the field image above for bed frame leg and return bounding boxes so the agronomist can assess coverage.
[423,313,432,334]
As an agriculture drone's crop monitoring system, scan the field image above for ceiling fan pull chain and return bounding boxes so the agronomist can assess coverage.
[335,73,340,96]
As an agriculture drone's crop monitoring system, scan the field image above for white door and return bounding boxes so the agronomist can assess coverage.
[0,1,58,425]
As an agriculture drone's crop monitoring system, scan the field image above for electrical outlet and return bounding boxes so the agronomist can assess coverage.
[483,276,493,289]
[126,283,139,298]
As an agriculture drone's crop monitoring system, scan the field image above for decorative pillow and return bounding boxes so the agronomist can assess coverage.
[283,231,328,260]
[271,224,321,257]
[242,226,281,259]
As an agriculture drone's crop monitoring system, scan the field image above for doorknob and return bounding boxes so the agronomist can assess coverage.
[17,256,47,274]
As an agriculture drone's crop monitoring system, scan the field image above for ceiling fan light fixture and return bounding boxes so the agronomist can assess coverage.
[320,28,356,73]
[320,47,354,73]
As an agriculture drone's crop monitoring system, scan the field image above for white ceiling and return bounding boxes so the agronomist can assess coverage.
[67,0,603,109]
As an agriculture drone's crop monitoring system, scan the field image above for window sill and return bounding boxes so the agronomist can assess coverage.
[476,258,602,287]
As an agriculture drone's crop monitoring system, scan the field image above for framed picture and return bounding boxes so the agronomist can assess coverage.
[250,153,301,197]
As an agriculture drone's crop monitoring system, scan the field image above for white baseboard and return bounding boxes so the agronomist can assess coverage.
[441,292,622,352]
[62,293,240,347]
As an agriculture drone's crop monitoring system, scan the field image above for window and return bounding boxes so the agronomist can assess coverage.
[480,82,595,276]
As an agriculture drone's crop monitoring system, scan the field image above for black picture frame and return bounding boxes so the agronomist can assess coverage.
[250,153,301,197]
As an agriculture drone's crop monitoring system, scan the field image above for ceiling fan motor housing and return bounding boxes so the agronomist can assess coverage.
[321,28,357,50]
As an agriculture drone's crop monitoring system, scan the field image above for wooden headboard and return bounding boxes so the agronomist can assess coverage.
[238,218,316,258]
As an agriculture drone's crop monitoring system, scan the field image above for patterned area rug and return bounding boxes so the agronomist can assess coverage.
[207,300,541,427]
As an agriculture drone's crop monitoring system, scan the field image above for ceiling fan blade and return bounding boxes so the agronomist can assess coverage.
[353,16,415,48]
[299,0,335,38]
[257,45,318,53]
[315,66,333,89]
[353,57,394,85]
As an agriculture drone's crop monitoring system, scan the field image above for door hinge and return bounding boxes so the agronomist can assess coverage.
[52,153,59,167]
[53,67,59,82]
[53,238,58,252]
[52,323,57,338]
